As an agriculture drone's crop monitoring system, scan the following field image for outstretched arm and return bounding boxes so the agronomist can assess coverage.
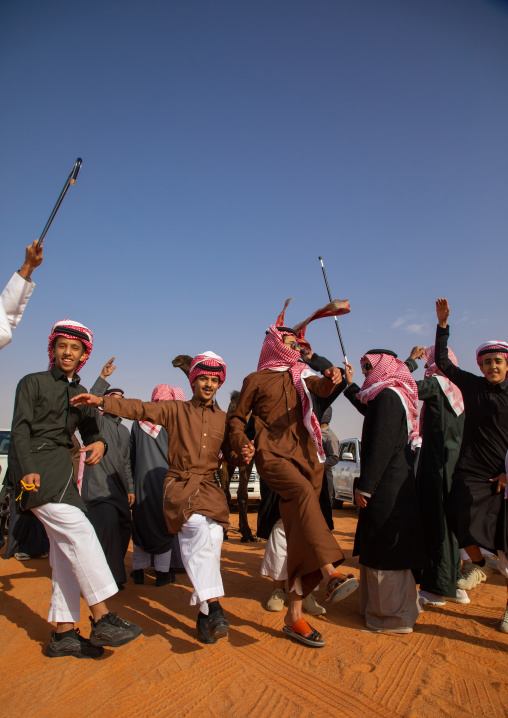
[434,298,476,392]
[71,393,172,427]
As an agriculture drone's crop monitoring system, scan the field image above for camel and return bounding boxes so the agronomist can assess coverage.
[172,355,258,543]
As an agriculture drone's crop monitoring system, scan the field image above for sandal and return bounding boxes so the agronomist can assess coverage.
[282,618,326,647]
[325,573,359,604]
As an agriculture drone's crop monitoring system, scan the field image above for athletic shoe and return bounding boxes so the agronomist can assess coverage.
[419,590,446,607]
[46,629,104,659]
[208,607,229,639]
[197,612,216,644]
[155,570,175,587]
[89,612,143,647]
[130,569,144,584]
[365,623,413,634]
[498,607,508,634]
[457,565,491,591]
[446,589,470,605]
[303,593,326,615]
[266,587,286,612]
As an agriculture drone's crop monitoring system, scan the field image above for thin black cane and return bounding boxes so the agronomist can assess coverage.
[318,256,348,364]
[37,158,82,247]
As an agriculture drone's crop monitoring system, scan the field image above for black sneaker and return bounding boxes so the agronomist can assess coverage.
[196,612,216,644]
[46,628,104,659]
[130,569,144,585]
[208,607,229,639]
[89,612,143,647]
[155,570,175,587]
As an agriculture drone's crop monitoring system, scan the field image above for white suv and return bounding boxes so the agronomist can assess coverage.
[331,438,361,508]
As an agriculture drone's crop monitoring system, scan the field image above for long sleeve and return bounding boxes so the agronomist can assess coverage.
[434,324,477,393]
[0,273,35,350]
[122,427,135,494]
[305,352,333,374]
[103,395,176,427]
[77,406,102,447]
[344,383,368,416]
[229,375,257,456]
[90,376,110,397]
[129,425,137,475]
[304,374,336,398]
[356,391,404,498]
[10,375,39,476]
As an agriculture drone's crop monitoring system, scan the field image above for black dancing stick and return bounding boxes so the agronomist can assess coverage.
[37,158,83,247]
[318,256,348,364]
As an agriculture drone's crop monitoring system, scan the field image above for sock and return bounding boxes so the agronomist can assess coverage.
[54,628,75,640]
[472,558,486,567]
[207,600,222,614]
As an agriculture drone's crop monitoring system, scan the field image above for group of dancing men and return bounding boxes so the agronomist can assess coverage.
[2,241,508,657]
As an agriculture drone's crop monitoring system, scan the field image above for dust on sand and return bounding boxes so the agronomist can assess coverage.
[1,507,507,718]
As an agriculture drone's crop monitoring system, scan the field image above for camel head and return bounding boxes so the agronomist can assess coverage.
[227,390,240,415]
[172,354,193,377]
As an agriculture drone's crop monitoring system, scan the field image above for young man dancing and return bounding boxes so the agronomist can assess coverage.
[9,320,143,658]
[435,298,508,632]
[72,351,236,644]
[229,299,358,648]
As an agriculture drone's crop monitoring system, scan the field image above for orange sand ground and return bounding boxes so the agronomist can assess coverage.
[1,507,507,718]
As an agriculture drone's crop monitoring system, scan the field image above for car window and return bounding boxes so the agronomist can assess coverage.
[0,431,10,455]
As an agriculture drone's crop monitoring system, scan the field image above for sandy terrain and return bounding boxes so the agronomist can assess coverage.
[1,506,507,718]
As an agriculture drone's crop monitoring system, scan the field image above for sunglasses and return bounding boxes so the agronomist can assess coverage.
[361,362,372,371]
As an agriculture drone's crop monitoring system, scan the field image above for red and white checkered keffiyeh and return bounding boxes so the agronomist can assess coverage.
[188,351,226,388]
[47,319,93,373]
[424,345,464,416]
[257,298,350,463]
[476,341,508,369]
[139,384,186,438]
[357,353,419,444]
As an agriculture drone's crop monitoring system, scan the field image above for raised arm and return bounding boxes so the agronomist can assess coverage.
[342,363,367,416]
[434,298,476,392]
[71,393,174,427]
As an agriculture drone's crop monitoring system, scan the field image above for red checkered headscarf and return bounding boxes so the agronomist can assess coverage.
[357,352,419,444]
[424,345,464,416]
[189,351,226,388]
[139,384,186,438]
[48,319,93,373]
[476,341,508,369]
[257,298,350,462]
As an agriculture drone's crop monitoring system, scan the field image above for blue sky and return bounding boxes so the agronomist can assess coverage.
[1,0,507,440]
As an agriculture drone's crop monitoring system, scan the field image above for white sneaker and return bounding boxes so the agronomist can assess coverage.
[419,590,446,607]
[303,593,326,616]
[266,588,286,612]
[446,589,470,605]
[457,565,491,590]
[498,606,508,634]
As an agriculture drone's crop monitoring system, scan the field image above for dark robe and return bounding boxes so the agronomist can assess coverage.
[130,421,176,559]
[81,411,133,585]
[414,377,464,596]
[345,385,425,570]
[435,325,508,554]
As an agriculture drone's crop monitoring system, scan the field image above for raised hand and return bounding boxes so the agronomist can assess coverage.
[343,363,354,385]
[409,346,426,360]
[100,357,117,379]
[436,298,450,328]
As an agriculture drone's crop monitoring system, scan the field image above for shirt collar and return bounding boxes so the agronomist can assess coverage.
[190,396,216,411]
[50,364,81,385]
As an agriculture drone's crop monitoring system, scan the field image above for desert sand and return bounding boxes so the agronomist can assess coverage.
[1,506,507,718]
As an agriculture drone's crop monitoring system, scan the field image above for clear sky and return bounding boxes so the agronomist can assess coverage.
[1,0,507,440]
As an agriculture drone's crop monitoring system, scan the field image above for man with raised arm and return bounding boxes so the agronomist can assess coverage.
[435,298,508,633]
[0,240,43,350]
[72,351,238,644]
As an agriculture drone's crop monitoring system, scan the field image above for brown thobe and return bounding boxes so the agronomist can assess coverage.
[103,395,230,533]
[229,369,345,596]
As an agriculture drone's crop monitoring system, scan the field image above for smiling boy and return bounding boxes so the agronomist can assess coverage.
[435,299,508,631]
[71,351,236,644]
[9,319,143,658]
